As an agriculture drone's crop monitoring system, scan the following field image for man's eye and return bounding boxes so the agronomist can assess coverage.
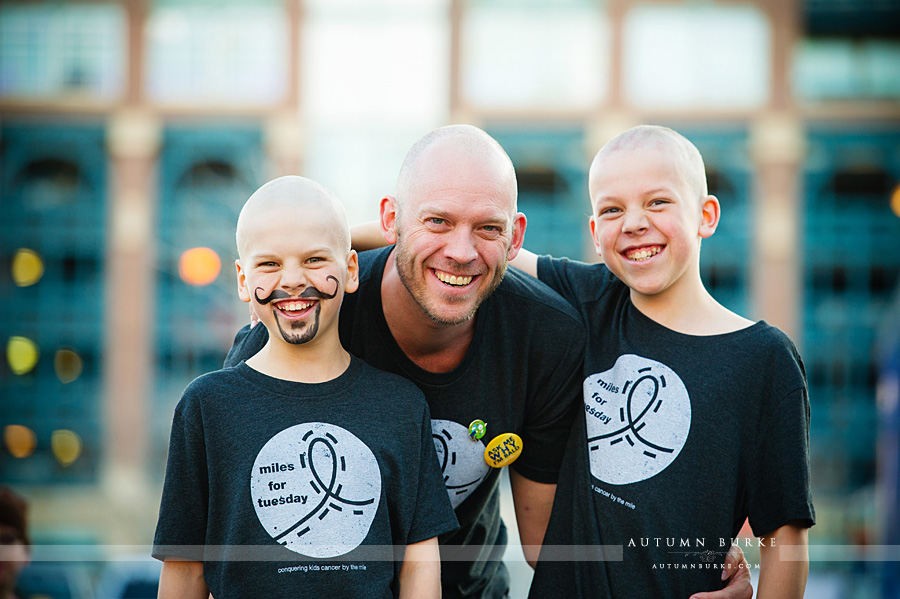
[483,225,502,234]
[428,217,447,225]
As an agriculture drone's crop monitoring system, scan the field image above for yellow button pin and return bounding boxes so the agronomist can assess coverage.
[484,433,523,469]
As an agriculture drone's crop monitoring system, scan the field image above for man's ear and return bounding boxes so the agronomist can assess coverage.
[589,216,602,257]
[380,196,399,244]
[699,195,721,239]
[236,260,251,303]
[345,250,360,294]
[506,212,528,260]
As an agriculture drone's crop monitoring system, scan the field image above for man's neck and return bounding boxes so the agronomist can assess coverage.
[247,332,351,383]
[380,251,475,373]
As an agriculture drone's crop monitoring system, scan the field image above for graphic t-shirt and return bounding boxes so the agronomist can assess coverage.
[529,257,815,599]
[153,357,458,599]
[225,246,586,598]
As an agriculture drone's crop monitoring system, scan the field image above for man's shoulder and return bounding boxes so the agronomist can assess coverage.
[492,265,584,326]
[357,246,391,283]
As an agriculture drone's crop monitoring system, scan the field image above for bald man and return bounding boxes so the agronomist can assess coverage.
[226,128,587,598]
[155,176,458,599]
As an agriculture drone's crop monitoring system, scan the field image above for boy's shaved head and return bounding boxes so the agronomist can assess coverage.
[236,175,350,259]
[589,125,708,207]
[395,124,518,210]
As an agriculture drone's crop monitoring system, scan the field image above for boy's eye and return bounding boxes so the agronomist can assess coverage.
[307,257,325,264]
[599,207,621,216]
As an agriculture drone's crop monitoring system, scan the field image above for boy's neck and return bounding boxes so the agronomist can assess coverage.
[246,329,351,383]
[630,279,754,336]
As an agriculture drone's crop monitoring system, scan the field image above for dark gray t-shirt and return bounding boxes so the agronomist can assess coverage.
[153,357,458,599]
[529,257,815,599]
[225,246,586,598]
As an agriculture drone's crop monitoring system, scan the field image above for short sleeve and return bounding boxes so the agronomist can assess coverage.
[536,256,616,309]
[406,403,459,545]
[223,324,268,368]
[536,256,582,307]
[511,321,586,484]
[745,386,815,536]
[152,398,210,561]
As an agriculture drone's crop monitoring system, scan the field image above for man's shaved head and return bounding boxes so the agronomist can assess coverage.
[395,124,518,211]
[236,175,350,259]
[589,125,708,207]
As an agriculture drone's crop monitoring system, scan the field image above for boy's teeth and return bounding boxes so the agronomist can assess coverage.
[436,271,473,286]
[627,247,661,261]
[279,300,313,312]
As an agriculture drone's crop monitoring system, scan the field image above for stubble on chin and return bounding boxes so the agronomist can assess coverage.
[392,242,508,326]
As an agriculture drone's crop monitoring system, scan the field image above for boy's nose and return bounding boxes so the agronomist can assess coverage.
[280,267,309,289]
[443,229,479,265]
[621,210,649,234]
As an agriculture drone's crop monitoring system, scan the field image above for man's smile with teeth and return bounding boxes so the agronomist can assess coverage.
[625,246,663,262]
[434,270,474,287]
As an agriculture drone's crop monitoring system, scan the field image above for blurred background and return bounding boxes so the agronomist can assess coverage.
[1,0,899,597]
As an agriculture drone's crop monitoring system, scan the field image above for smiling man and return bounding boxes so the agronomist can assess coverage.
[226,126,587,598]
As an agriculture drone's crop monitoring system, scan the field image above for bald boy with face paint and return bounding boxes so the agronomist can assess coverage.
[154,176,458,599]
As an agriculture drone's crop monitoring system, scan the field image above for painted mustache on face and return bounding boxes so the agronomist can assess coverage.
[254,275,340,305]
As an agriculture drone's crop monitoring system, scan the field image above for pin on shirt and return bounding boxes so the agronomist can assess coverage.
[468,419,487,441]
[484,433,523,468]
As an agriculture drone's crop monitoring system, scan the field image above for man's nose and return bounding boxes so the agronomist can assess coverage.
[443,228,479,264]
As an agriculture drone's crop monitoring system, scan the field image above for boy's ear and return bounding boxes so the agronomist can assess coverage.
[345,249,360,294]
[236,259,251,303]
[698,195,721,239]
[506,212,527,260]
[589,216,602,257]
[380,196,399,244]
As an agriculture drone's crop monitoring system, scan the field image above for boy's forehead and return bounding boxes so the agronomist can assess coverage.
[589,137,704,200]
[242,209,343,250]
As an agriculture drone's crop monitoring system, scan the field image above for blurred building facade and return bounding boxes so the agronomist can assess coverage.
[1,0,899,591]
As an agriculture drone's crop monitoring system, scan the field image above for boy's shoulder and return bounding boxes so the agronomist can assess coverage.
[176,366,247,413]
[722,320,800,358]
[536,255,623,306]
[491,264,584,326]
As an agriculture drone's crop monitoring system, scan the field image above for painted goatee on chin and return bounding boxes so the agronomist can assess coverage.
[276,306,321,345]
